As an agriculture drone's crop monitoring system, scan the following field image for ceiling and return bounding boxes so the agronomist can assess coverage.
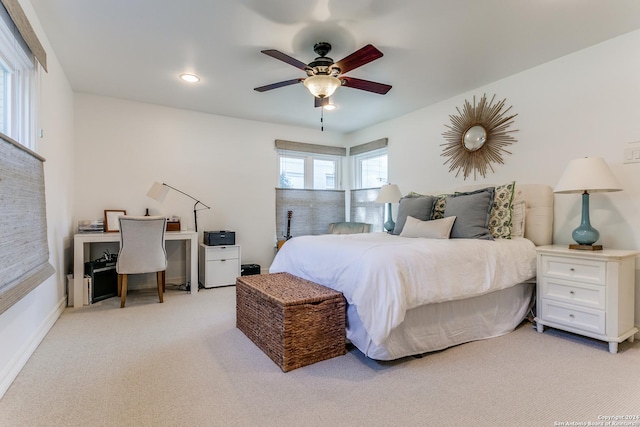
[29,0,640,134]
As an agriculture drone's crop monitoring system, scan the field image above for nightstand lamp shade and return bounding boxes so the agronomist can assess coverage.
[554,157,621,250]
[376,184,403,233]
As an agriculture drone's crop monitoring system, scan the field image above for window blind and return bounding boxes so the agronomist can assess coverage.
[0,134,54,315]
[276,188,345,238]
[350,188,384,232]
[275,139,346,156]
[349,138,388,156]
[0,0,47,71]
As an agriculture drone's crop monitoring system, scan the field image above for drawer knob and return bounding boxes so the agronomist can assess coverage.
[569,314,575,319]
[569,268,575,273]
[569,291,575,296]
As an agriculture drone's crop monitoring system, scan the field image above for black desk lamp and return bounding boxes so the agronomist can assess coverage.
[147,181,210,232]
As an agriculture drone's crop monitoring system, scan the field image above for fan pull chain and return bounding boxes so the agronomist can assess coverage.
[321,106,324,131]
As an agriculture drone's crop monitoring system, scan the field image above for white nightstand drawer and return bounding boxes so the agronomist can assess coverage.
[204,259,240,287]
[540,278,605,310]
[203,245,240,261]
[540,255,606,285]
[541,299,605,335]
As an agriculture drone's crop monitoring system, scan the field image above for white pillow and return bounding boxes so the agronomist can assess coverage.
[511,200,526,238]
[400,215,456,239]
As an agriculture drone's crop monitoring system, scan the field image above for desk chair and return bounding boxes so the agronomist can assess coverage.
[116,216,167,308]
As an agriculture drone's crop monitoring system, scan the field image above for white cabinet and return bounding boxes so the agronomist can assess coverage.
[198,244,241,288]
[535,245,638,353]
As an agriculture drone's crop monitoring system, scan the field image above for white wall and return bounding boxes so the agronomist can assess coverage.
[346,30,640,327]
[73,94,344,282]
[0,0,75,397]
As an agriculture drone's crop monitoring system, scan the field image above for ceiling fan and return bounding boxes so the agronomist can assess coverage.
[254,42,392,107]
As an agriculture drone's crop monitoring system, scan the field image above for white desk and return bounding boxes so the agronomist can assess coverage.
[72,231,198,308]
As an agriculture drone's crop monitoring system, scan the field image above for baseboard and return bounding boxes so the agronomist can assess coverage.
[0,297,66,399]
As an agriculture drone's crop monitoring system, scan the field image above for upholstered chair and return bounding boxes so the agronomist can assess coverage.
[327,222,371,234]
[116,216,167,308]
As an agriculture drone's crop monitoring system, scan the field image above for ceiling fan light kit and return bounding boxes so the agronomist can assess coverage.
[303,74,341,98]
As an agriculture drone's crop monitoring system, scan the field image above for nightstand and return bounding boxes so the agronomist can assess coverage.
[535,245,638,353]
[198,244,241,288]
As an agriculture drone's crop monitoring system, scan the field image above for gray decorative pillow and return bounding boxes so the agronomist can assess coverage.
[444,187,495,240]
[393,195,437,235]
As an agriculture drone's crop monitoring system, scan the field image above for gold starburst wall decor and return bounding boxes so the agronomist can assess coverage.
[441,94,518,180]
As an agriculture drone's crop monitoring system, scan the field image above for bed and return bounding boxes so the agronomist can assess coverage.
[269,184,553,360]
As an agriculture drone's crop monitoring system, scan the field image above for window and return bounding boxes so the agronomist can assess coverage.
[276,139,344,190]
[348,138,389,231]
[350,138,389,190]
[0,0,51,314]
[279,152,341,190]
[275,140,346,237]
[354,148,388,189]
[0,2,37,149]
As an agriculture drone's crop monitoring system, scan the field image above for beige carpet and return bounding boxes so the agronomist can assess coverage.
[1,286,639,427]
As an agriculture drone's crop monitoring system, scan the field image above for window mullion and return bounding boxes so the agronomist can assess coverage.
[304,155,313,189]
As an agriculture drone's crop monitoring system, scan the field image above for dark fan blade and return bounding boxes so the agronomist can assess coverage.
[341,77,391,94]
[261,49,308,70]
[335,44,383,74]
[254,78,303,92]
[314,96,330,108]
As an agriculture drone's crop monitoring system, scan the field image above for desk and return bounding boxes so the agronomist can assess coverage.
[72,231,198,308]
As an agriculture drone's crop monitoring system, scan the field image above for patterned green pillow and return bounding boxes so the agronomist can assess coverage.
[489,181,516,239]
[407,191,449,220]
[431,194,449,220]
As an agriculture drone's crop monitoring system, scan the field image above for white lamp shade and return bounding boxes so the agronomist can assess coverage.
[303,75,341,98]
[554,157,622,194]
[376,184,403,203]
[147,181,170,202]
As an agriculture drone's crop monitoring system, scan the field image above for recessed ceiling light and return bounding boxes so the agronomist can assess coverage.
[179,73,200,83]
[323,104,337,111]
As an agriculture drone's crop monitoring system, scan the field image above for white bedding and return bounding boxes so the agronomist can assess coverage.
[269,232,537,347]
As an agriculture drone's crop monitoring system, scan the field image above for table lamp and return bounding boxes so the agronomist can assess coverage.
[376,183,402,233]
[147,181,210,232]
[554,157,621,250]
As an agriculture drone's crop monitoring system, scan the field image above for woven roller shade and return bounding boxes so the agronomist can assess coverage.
[350,188,384,233]
[0,0,47,71]
[0,135,54,315]
[275,139,346,156]
[349,138,388,156]
[276,188,345,238]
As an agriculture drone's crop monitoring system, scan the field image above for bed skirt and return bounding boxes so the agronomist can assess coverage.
[348,282,534,360]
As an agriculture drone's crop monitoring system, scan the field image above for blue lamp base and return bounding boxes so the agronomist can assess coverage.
[383,202,395,233]
[570,192,603,251]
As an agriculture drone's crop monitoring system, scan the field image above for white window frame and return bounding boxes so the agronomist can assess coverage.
[353,147,388,189]
[0,3,37,149]
[278,150,342,190]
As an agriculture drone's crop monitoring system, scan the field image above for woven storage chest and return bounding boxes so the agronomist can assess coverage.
[236,272,346,372]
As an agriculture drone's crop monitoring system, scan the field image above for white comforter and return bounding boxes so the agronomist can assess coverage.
[269,233,536,346]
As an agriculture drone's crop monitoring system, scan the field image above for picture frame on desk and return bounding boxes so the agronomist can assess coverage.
[104,209,127,232]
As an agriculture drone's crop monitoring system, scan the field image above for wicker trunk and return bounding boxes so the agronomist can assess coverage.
[236,272,346,372]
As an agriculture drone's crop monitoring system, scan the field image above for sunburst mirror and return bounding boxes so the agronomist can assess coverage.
[441,94,518,180]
